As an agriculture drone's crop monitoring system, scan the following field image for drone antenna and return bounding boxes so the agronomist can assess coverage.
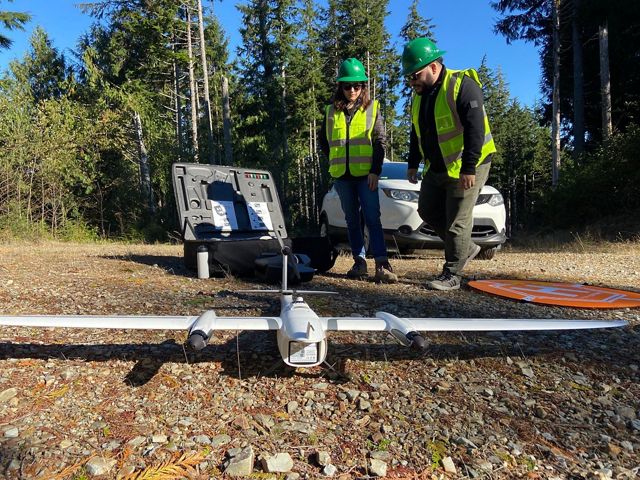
[282,245,289,292]
[273,229,290,293]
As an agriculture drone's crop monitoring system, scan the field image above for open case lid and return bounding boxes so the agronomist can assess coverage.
[172,163,288,242]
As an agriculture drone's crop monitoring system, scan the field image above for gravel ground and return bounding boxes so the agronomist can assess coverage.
[0,241,638,479]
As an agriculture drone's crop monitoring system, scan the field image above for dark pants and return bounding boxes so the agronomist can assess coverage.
[417,163,490,275]
[334,177,388,262]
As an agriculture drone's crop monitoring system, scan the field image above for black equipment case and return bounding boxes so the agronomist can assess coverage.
[172,163,291,276]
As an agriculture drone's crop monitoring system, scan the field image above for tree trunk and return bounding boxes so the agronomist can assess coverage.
[551,0,561,188]
[186,5,199,162]
[221,75,233,165]
[599,21,612,141]
[197,0,215,164]
[133,111,155,214]
[281,63,288,197]
[389,126,394,161]
[313,150,322,225]
[571,0,584,157]
[511,181,517,234]
[172,44,183,162]
[366,50,371,95]
[311,86,319,225]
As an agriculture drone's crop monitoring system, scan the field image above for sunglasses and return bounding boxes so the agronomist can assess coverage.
[342,83,363,91]
[407,66,428,81]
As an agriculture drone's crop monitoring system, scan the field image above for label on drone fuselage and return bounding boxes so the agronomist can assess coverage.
[288,342,318,364]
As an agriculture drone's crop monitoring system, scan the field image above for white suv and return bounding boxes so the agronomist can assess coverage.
[320,161,507,259]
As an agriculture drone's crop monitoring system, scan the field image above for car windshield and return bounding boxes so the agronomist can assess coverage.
[379,162,422,180]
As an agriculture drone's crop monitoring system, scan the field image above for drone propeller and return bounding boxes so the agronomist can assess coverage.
[238,289,338,296]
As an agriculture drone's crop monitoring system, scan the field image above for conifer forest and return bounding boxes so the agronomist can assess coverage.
[1,0,638,241]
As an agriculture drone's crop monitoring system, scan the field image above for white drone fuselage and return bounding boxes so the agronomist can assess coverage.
[185,293,330,367]
[277,295,328,367]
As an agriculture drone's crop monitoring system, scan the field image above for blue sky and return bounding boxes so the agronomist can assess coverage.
[0,0,542,106]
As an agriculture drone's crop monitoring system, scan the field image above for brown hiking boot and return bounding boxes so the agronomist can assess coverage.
[374,261,398,283]
[347,257,368,279]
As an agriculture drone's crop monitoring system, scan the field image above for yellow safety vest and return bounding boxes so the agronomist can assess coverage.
[325,100,378,178]
[411,68,496,179]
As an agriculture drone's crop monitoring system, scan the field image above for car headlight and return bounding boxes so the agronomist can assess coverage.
[476,192,504,206]
[382,189,420,202]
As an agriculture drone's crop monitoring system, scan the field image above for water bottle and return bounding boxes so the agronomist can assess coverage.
[197,245,209,279]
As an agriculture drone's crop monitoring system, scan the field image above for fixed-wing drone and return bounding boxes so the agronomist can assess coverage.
[0,244,628,368]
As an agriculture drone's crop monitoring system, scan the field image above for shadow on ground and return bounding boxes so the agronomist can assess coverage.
[0,327,635,384]
[101,253,190,277]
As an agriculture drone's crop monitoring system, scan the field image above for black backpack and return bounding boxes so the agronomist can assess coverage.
[291,236,339,273]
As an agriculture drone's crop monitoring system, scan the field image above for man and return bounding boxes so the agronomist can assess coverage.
[402,38,496,291]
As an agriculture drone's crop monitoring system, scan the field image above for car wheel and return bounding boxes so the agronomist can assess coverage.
[477,246,498,260]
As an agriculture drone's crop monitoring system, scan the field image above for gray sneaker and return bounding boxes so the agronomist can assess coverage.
[347,257,368,278]
[427,271,461,291]
[461,243,482,271]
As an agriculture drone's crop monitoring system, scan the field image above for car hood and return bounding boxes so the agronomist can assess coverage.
[378,179,420,191]
[379,179,499,196]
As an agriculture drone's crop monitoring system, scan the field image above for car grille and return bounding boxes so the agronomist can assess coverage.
[471,225,498,238]
[419,223,497,238]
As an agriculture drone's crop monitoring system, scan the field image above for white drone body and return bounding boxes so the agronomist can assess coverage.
[0,245,628,368]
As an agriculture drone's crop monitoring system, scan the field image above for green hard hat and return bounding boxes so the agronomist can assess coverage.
[336,58,368,82]
[401,37,446,76]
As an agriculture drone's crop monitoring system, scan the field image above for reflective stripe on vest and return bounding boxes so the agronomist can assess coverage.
[326,100,378,178]
[411,68,496,179]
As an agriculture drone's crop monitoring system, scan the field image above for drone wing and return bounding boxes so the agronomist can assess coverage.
[0,314,281,332]
[383,317,628,332]
[0,315,196,330]
[321,315,627,332]
[321,313,627,350]
[321,317,387,331]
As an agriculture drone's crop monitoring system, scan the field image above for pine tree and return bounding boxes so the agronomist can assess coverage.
[201,6,232,165]
[0,2,30,49]
[286,0,329,228]
[9,27,72,102]
[78,0,190,232]
[235,0,298,201]
[478,60,551,233]
[399,0,437,41]
[397,0,438,160]
[492,0,640,146]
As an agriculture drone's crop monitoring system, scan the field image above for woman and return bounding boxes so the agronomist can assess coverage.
[320,58,397,283]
